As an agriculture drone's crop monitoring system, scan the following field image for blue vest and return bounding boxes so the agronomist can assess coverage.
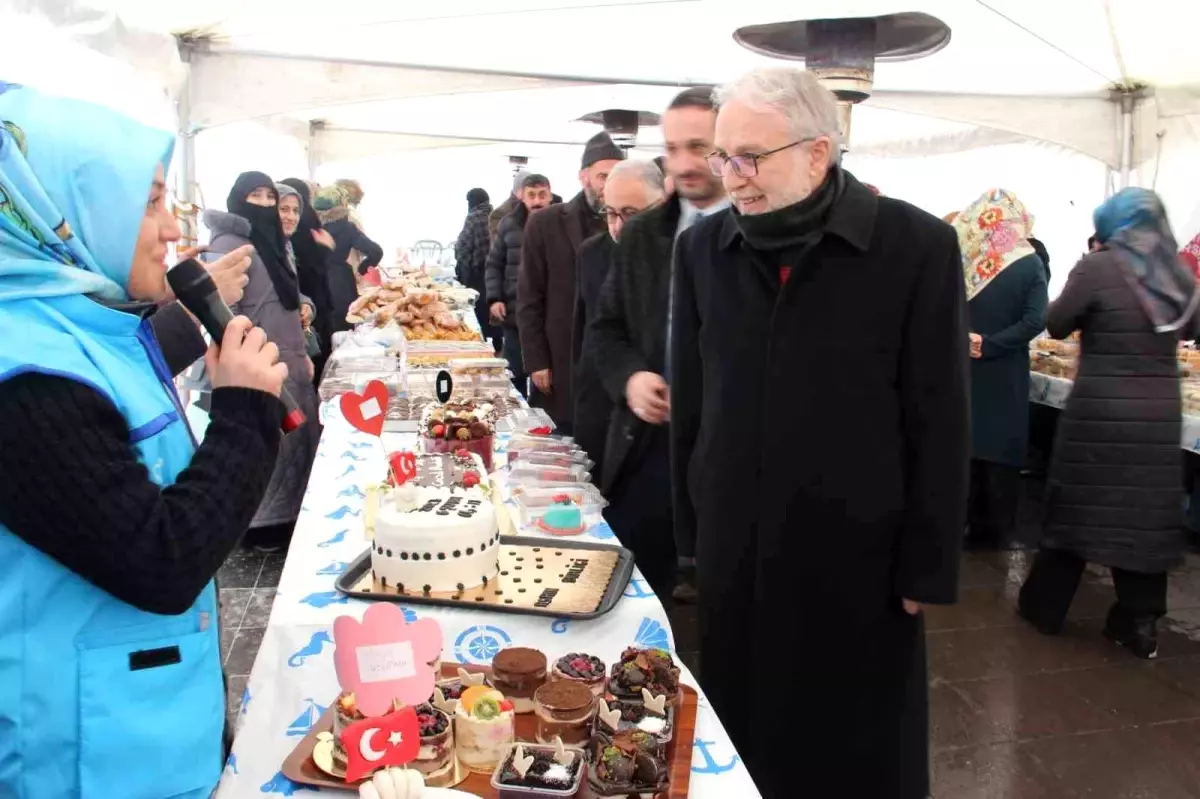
[0,294,223,798]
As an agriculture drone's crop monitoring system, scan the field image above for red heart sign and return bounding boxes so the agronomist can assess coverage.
[388,451,417,485]
[339,380,389,437]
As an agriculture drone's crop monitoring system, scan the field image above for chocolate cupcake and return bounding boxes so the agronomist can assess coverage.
[594,696,673,755]
[550,652,606,696]
[586,731,669,798]
[491,647,548,714]
[534,680,597,745]
[607,647,680,705]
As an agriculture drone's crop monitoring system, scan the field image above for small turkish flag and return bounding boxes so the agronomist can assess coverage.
[341,706,421,782]
[389,451,417,486]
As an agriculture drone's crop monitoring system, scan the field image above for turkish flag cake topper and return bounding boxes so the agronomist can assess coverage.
[333,603,442,715]
[339,380,390,437]
[388,450,417,486]
[340,706,420,782]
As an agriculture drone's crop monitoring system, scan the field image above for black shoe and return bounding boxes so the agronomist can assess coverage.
[672,564,698,605]
[1103,607,1159,659]
[1016,605,1062,636]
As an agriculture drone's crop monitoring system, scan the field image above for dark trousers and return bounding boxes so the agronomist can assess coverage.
[1019,547,1168,630]
[967,459,1020,545]
[502,329,527,398]
[603,426,676,604]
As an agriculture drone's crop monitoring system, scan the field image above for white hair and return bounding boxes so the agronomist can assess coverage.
[606,158,666,196]
[714,67,843,164]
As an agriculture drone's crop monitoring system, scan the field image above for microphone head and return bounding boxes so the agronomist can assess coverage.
[167,258,219,308]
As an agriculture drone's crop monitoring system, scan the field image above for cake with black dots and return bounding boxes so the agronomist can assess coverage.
[371,480,499,593]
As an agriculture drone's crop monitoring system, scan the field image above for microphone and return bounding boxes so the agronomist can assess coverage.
[167,258,307,433]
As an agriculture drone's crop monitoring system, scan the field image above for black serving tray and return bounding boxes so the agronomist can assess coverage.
[335,535,635,620]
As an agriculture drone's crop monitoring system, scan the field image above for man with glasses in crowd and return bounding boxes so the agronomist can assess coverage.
[572,159,667,509]
[586,88,728,605]
[669,67,969,798]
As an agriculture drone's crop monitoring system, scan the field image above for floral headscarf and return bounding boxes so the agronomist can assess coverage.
[953,189,1036,301]
[1181,231,1200,279]
[1094,188,1198,332]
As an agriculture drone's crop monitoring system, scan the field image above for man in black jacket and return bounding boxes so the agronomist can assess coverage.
[671,67,968,798]
[585,89,727,601]
[486,174,551,397]
[573,160,666,485]
[456,188,498,352]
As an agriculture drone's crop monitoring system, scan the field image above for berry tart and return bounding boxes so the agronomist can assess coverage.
[491,740,585,798]
[550,653,606,696]
[607,647,681,706]
[412,703,455,781]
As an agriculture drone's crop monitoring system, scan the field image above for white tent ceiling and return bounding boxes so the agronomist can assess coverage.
[5,0,1200,179]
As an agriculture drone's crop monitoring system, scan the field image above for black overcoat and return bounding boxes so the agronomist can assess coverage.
[1042,249,1191,573]
[669,174,969,798]
[968,252,1048,466]
[572,232,615,478]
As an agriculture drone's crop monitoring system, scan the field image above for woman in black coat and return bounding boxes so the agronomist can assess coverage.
[1019,188,1200,658]
[953,190,1048,549]
[280,178,335,385]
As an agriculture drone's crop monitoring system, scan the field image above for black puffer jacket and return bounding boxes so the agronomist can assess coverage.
[484,203,529,328]
[1043,249,1195,572]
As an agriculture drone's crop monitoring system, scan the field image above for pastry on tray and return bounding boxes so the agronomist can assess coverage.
[550,653,606,696]
[595,694,673,751]
[430,667,489,714]
[332,691,400,773]
[586,730,670,798]
[412,703,455,781]
[491,740,585,798]
[421,401,496,470]
[454,685,516,773]
[491,647,548,714]
[533,680,597,745]
[607,647,681,705]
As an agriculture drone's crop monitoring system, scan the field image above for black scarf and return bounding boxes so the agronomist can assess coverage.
[734,165,844,256]
[227,171,299,311]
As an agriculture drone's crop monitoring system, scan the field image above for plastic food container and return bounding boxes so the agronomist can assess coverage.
[490,742,586,798]
[496,408,557,434]
[510,488,607,526]
[449,357,510,376]
[507,463,592,486]
[506,433,579,454]
[507,451,593,470]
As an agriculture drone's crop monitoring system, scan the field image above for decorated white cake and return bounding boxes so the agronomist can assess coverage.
[371,480,500,594]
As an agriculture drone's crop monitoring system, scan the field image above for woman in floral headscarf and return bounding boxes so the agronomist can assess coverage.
[1018,188,1199,659]
[953,189,1048,550]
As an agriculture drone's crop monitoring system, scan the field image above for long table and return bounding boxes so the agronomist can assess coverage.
[1029,371,1200,453]
[214,403,760,797]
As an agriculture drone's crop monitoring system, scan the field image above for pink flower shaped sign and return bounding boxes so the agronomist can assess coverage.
[333,604,442,715]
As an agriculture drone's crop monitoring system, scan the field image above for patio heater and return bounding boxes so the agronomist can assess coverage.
[577,109,662,150]
[734,12,950,151]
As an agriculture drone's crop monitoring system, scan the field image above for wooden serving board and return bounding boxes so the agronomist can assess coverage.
[282,663,697,797]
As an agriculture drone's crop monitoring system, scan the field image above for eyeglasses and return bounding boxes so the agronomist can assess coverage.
[706,137,818,178]
[601,199,664,224]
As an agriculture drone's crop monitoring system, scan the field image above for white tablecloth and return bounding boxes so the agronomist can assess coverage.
[215,405,759,797]
[1029,371,1200,453]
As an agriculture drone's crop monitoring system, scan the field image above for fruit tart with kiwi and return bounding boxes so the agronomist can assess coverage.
[454,684,516,774]
[606,647,681,705]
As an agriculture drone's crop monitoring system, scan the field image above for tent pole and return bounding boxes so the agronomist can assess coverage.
[308,120,323,183]
[176,43,197,206]
[1117,90,1136,189]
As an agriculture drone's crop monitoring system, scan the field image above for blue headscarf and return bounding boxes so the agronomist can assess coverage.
[0,81,175,303]
[1094,187,1199,333]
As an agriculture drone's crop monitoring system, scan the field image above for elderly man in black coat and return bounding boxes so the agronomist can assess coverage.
[670,67,969,798]
[573,159,667,564]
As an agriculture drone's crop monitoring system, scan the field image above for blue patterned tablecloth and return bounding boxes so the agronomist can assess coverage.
[214,404,758,797]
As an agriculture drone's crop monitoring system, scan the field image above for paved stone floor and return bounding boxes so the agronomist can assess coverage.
[218,486,1200,797]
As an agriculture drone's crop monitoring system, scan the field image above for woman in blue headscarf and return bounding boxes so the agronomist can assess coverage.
[0,83,288,797]
[1018,188,1199,659]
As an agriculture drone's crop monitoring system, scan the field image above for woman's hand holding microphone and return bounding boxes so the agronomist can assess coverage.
[205,316,289,397]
